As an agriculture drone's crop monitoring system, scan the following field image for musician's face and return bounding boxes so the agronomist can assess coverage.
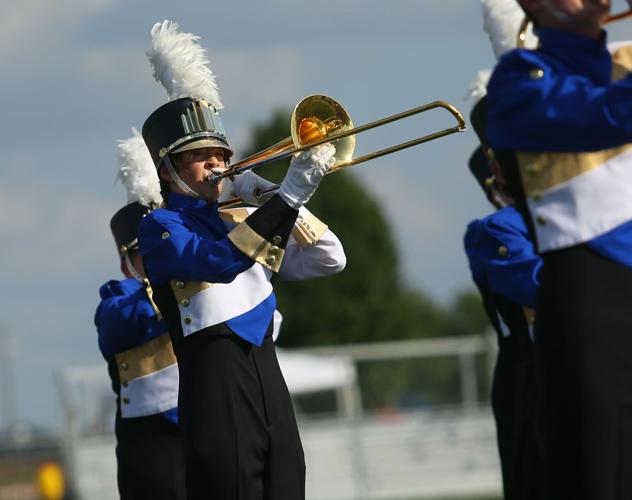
[523,0,611,34]
[166,147,228,203]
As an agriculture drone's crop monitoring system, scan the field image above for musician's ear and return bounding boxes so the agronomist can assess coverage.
[159,164,173,182]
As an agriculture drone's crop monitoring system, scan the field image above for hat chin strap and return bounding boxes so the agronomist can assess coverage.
[163,155,201,199]
[124,253,144,283]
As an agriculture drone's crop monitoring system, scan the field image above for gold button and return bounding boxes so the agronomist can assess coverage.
[159,147,168,158]
[536,215,547,225]
[486,147,495,162]
[272,235,282,245]
[269,245,280,255]
[484,176,494,187]
[162,231,170,240]
[180,298,190,307]
[265,255,277,266]
[184,316,193,325]
[175,281,185,289]
[122,398,130,405]
[526,164,541,175]
[529,68,544,80]
[498,245,508,257]
[120,362,128,371]
[120,244,128,254]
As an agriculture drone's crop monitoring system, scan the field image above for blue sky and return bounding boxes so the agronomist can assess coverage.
[1,0,631,428]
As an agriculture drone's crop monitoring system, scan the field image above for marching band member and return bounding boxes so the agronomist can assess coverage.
[465,97,542,500]
[94,130,185,500]
[138,21,346,499]
[466,4,544,498]
[486,1,632,498]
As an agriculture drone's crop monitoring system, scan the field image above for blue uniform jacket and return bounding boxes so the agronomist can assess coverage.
[94,277,177,423]
[464,206,542,309]
[486,27,632,267]
[139,192,275,346]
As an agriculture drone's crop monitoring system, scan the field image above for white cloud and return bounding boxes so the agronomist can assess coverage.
[0,0,116,62]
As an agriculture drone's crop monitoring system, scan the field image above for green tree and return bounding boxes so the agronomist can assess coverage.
[444,290,491,337]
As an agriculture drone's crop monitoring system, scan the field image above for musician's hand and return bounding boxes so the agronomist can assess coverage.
[231,171,276,206]
[278,143,335,209]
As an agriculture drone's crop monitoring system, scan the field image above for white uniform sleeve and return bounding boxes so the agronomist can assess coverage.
[277,227,346,280]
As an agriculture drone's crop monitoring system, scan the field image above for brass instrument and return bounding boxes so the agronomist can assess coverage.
[517,9,632,48]
[214,94,466,207]
[606,9,632,23]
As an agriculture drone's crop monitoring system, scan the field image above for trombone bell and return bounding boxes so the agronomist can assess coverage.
[219,95,354,178]
[291,95,355,169]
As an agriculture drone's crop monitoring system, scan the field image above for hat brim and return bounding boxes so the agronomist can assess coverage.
[172,138,233,158]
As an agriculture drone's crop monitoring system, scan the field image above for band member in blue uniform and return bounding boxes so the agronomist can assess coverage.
[465,97,542,500]
[487,1,632,498]
[94,131,185,500]
[138,21,346,499]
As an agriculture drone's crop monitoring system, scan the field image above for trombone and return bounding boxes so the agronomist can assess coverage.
[607,9,632,23]
[214,94,466,207]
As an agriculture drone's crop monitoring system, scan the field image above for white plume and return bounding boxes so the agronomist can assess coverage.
[147,20,223,109]
[465,69,492,102]
[117,129,163,207]
[480,0,538,59]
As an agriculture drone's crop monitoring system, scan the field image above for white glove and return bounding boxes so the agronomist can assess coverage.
[231,170,277,206]
[278,143,335,209]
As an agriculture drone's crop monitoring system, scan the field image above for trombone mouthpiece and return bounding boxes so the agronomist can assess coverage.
[208,173,222,184]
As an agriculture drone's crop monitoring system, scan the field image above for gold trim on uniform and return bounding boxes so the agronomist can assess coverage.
[169,280,214,304]
[115,333,176,383]
[143,279,162,319]
[611,45,632,81]
[220,207,328,247]
[517,145,632,195]
[227,223,286,272]
[523,307,535,325]
[218,208,250,225]
[293,213,328,248]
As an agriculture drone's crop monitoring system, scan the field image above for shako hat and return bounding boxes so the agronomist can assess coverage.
[468,146,494,196]
[110,202,152,257]
[111,129,163,257]
[142,97,232,167]
[143,20,232,168]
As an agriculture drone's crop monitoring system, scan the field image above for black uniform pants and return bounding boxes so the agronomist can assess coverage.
[535,245,632,500]
[115,414,186,500]
[491,330,540,500]
[175,332,305,500]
